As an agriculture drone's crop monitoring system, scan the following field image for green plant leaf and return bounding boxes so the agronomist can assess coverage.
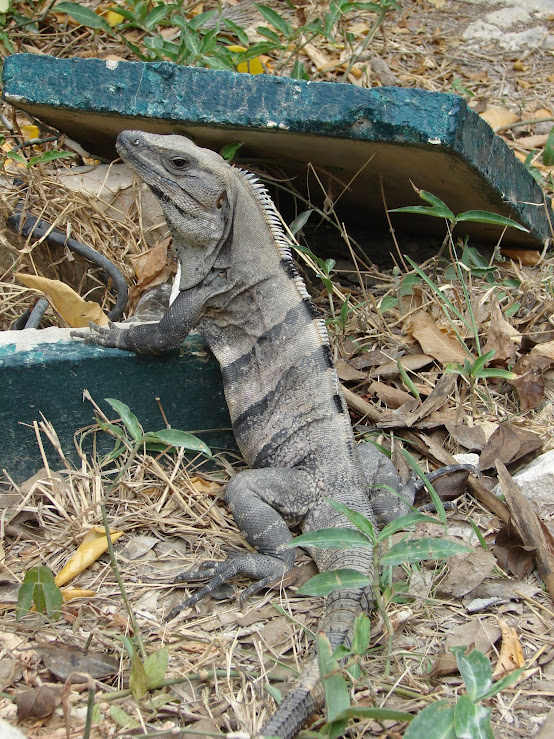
[17,566,63,621]
[478,665,525,700]
[403,700,456,739]
[380,538,470,566]
[477,368,516,380]
[254,3,293,37]
[289,209,313,235]
[188,9,217,30]
[325,497,377,539]
[350,612,370,655]
[389,203,455,221]
[452,647,493,702]
[334,706,413,722]
[144,4,168,28]
[55,1,113,32]
[455,210,529,233]
[378,513,441,542]
[144,646,169,689]
[220,141,243,161]
[317,632,350,736]
[543,126,554,166]
[130,651,147,700]
[27,150,75,166]
[109,704,140,729]
[453,695,493,739]
[287,527,371,550]
[469,350,495,377]
[222,17,250,46]
[297,568,371,596]
[142,429,211,456]
[105,398,143,441]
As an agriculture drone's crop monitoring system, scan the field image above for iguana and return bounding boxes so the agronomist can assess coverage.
[74,131,464,738]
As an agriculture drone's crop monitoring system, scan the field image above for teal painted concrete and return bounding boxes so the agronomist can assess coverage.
[2,54,551,247]
[0,330,232,483]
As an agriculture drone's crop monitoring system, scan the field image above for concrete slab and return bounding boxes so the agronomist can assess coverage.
[0,328,232,483]
[2,53,551,248]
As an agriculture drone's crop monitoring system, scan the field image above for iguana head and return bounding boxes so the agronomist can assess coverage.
[116,130,232,290]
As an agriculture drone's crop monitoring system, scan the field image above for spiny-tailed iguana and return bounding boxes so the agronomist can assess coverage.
[74,131,463,738]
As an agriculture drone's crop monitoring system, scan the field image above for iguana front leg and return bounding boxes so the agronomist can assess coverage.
[72,289,204,354]
[167,468,318,620]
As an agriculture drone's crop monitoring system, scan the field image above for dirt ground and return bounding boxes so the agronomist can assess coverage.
[0,1,554,738]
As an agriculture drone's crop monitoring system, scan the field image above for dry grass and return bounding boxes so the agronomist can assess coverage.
[1,1,554,737]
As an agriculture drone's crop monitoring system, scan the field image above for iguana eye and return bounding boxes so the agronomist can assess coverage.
[170,156,189,170]
[216,192,226,209]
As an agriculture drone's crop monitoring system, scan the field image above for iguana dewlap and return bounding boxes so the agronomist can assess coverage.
[74,131,458,739]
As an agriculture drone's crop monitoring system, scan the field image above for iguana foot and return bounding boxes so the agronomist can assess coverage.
[167,551,294,621]
[71,321,126,348]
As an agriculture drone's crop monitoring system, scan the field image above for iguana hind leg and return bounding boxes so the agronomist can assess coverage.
[167,468,317,620]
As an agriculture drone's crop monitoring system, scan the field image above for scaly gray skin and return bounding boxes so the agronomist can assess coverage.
[74,131,464,739]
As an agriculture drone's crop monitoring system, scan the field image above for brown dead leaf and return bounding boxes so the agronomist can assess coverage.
[335,359,366,382]
[500,248,541,266]
[406,311,468,364]
[479,424,542,471]
[16,684,63,721]
[37,643,119,681]
[509,354,548,411]
[493,619,525,679]
[368,380,412,408]
[494,523,535,578]
[436,549,496,598]
[483,299,520,365]
[479,105,519,130]
[349,349,392,369]
[128,239,173,311]
[531,339,554,362]
[370,353,433,378]
[15,273,109,328]
[445,421,488,451]
[430,620,502,677]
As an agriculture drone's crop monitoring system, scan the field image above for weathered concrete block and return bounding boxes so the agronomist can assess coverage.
[2,54,551,247]
[0,328,231,482]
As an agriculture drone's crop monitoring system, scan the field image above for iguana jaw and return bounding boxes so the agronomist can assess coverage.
[116,130,232,290]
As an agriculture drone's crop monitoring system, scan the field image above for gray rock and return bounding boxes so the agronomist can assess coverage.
[493,449,554,515]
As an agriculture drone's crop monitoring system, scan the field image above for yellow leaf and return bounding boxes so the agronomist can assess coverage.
[228,45,265,75]
[20,124,39,140]
[427,0,446,7]
[15,273,110,328]
[55,527,123,587]
[61,588,97,602]
[0,0,10,12]
[106,8,124,26]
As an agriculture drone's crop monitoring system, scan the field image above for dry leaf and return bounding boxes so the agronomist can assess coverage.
[494,523,535,578]
[479,105,519,130]
[368,380,412,409]
[500,248,541,266]
[55,527,123,586]
[445,421,488,451]
[37,643,119,681]
[493,619,524,678]
[509,354,547,411]
[369,353,433,378]
[482,299,520,364]
[406,311,468,364]
[15,273,109,328]
[531,340,554,362]
[16,684,63,722]
[334,359,366,382]
[479,425,542,471]
[436,549,496,598]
